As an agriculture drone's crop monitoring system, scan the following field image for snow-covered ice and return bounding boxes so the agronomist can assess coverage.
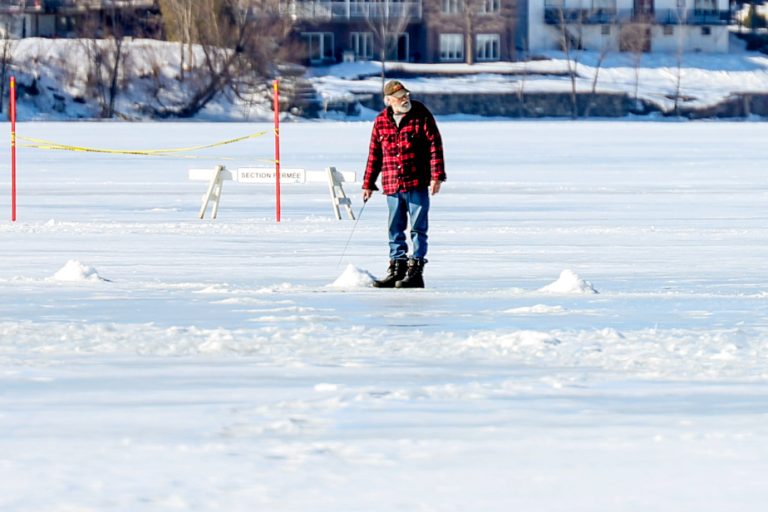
[2,120,768,511]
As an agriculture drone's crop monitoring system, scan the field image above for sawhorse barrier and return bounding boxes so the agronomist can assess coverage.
[188,166,357,220]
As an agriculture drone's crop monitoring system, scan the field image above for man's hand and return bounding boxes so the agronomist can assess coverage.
[362,189,373,202]
[430,180,442,196]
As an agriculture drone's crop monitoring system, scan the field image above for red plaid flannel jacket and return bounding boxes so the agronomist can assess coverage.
[363,101,446,195]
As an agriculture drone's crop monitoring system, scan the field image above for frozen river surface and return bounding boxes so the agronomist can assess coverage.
[1,120,768,511]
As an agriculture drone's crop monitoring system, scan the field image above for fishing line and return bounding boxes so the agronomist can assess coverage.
[337,199,368,268]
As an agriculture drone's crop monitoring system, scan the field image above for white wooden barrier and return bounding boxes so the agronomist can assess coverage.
[188,166,357,220]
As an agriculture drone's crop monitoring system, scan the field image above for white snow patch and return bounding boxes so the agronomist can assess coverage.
[51,260,106,282]
[539,270,598,294]
[504,304,567,315]
[464,330,562,350]
[195,284,234,295]
[328,264,376,289]
[254,283,307,294]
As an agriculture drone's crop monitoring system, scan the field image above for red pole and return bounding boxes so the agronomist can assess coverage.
[10,75,16,222]
[273,79,281,223]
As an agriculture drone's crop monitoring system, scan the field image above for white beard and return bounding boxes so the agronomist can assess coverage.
[391,100,412,114]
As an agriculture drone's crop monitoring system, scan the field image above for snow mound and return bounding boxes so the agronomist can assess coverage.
[329,264,376,288]
[539,270,598,294]
[504,304,567,315]
[52,260,106,282]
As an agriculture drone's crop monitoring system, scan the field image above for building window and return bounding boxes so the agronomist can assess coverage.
[601,25,611,35]
[350,32,374,60]
[476,34,500,61]
[663,25,674,36]
[479,0,500,14]
[592,0,616,9]
[442,0,460,14]
[701,26,711,36]
[694,0,716,12]
[440,33,464,62]
[302,32,334,64]
[386,33,410,62]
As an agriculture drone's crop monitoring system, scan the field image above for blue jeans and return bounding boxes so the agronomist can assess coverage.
[386,188,430,260]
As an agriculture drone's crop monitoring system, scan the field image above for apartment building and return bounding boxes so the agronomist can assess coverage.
[0,0,158,38]
[1,1,732,63]
[282,0,521,65]
[529,0,730,53]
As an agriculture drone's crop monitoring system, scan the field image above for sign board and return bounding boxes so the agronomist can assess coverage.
[190,165,356,220]
[236,167,305,184]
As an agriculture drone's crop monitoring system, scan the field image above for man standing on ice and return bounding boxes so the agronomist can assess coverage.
[362,80,446,288]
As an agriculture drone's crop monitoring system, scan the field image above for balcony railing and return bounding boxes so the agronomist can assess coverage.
[544,7,623,25]
[51,0,156,9]
[655,8,730,25]
[0,0,155,13]
[284,0,422,21]
[544,7,730,26]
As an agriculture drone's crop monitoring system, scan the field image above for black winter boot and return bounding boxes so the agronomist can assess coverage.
[395,259,426,289]
[373,259,408,288]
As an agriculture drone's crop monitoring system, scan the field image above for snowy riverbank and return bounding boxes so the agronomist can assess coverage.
[5,36,768,120]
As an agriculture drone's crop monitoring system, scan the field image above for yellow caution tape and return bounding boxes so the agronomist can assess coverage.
[18,130,271,157]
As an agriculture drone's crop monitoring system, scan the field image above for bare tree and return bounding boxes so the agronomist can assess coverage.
[515,68,527,116]
[0,21,16,116]
[584,18,619,118]
[158,0,196,81]
[672,11,688,117]
[461,0,486,65]
[553,6,584,118]
[620,23,650,109]
[515,41,529,117]
[500,0,518,62]
[157,0,247,117]
[364,0,414,87]
[78,10,130,119]
[233,0,297,79]
[150,0,295,118]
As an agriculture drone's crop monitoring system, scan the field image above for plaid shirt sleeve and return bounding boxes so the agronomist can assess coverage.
[364,102,446,195]
[424,109,446,184]
[363,120,383,191]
